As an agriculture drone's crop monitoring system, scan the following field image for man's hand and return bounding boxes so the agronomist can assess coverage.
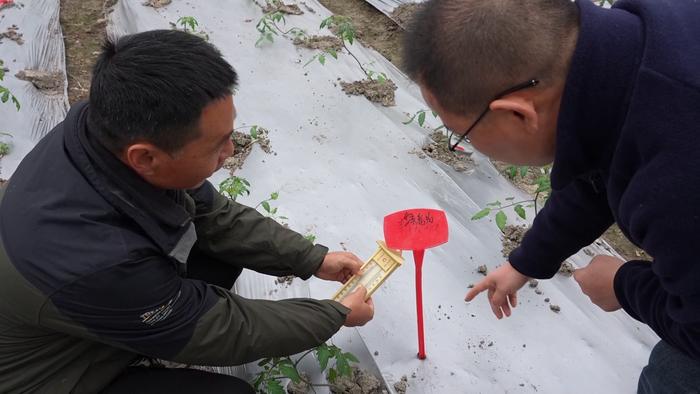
[574,255,624,312]
[340,286,374,327]
[465,262,529,319]
[315,251,363,283]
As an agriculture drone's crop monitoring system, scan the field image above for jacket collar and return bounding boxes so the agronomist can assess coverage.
[551,0,644,189]
[63,101,192,254]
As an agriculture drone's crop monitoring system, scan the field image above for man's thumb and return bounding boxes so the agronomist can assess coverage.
[353,285,367,299]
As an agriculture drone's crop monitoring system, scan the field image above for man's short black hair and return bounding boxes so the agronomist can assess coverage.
[403,0,579,114]
[87,29,238,154]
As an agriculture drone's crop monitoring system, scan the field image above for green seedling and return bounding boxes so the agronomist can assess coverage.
[255,11,306,47]
[0,60,20,111]
[472,166,552,231]
[219,176,251,202]
[253,343,359,394]
[403,109,446,132]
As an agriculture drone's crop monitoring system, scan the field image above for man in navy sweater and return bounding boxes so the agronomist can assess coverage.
[404,0,700,391]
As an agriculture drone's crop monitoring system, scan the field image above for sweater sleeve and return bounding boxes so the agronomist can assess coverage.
[509,176,614,278]
[612,159,700,359]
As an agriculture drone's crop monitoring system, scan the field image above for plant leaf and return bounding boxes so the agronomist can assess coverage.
[327,368,338,383]
[270,192,279,200]
[343,352,359,363]
[514,204,526,220]
[471,208,491,220]
[279,363,301,383]
[266,379,285,394]
[316,345,331,370]
[262,201,271,213]
[495,211,507,232]
[319,54,326,65]
[418,111,426,127]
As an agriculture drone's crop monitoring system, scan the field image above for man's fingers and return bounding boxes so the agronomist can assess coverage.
[342,255,362,275]
[465,280,489,301]
[491,290,510,318]
[508,292,518,308]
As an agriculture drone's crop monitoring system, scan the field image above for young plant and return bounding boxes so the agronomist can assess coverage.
[0,59,20,111]
[314,16,368,76]
[172,16,209,40]
[177,16,198,32]
[472,166,552,231]
[255,191,287,221]
[403,109,446,133]
[255,11,306,47]
[219,176,251,201]
[253,343,359,394]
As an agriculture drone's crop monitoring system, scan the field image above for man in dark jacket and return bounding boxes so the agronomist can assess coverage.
[404,0,700,392]
[0,30,374,393]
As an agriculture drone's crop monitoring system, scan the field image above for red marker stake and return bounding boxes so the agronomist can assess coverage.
[384,208,448,361]
[413,249,426,359]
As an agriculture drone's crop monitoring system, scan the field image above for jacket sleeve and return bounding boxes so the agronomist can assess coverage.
[613,163,700,360]
[39,256,349,366]
[187,182,327,280]
[509,176,614,278]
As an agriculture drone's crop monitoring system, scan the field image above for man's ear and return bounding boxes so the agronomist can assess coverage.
[123,143,163,177]
[490,96,539,133]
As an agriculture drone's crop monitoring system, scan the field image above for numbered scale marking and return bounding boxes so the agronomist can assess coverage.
[332,241,403,301]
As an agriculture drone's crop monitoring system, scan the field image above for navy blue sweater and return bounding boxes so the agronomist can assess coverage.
[509,0,700,359]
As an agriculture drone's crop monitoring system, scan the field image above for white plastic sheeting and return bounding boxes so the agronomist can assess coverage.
[362,0,420,23]
[1,0,657,392]
[0,0,68,178]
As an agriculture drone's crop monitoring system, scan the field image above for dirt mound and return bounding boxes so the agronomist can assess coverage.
[340,78,397,107]
[293,35,343,52]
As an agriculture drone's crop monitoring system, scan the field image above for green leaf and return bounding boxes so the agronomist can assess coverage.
[471,208,491,220]
[262,201,271,213]
[266,379,285,394]
[316,345,331,370]
[279,363,301,383]
[486,201,502,207]
[343,352,359,363]
[304,234,317,244]
[270,192,279,200]
[336,356,351,377]
[1,90,8,103]
[271,207,278,214]
[514,204,526,220]
[507,166,517,179]
[519,166,529,178]
[328,49,338,59]
[327,368,338,383]
[418,111,426,127]
[495,211,507,232]
[250,125,258,139]
[319,54,326,65]
[11,95,19,111]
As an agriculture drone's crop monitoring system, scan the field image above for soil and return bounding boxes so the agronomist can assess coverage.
[500,225,528,258]
[142,0,171,8]
[550,304,561,313]
[275,275,295,286]
[263,1,303,15]
[528,279,539,288]
[293,35,343,52]
[1,24,23,45]
[286,373,311,394]
[330,367,384,394]
[477,265,488,276]
[393,375,408,394]
[419,131,474,172]
[315,0,403,67]
[558,261,575,277]
[222,128,272,173]
[390,3,423,29]
[340,78,396,107]
[15,70,64,94]
[60,0,116,104]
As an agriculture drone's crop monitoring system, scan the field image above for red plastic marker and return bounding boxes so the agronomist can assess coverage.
[384,209,448,360]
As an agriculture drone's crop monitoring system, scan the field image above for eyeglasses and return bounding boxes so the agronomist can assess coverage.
[447,79,540,152]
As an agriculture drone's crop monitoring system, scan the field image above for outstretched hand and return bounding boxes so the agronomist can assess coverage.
[465,262,529,319]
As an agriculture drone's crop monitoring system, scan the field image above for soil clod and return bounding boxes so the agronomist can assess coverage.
[419,131,474,172]
[331,367,383,394]
[15,70,64,94]
[501,225,528,258]
[293,35,343,52]
[558,261,575,277]
[1,25,23,45]
[340,78,397,107]
[393,375,408,394]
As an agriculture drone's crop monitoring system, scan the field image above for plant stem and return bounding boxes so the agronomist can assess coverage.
[492,200,534,212]
[342,42,368,77]
[293,349,315,368]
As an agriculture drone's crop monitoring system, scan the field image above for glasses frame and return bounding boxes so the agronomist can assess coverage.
[447,79,540,152]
